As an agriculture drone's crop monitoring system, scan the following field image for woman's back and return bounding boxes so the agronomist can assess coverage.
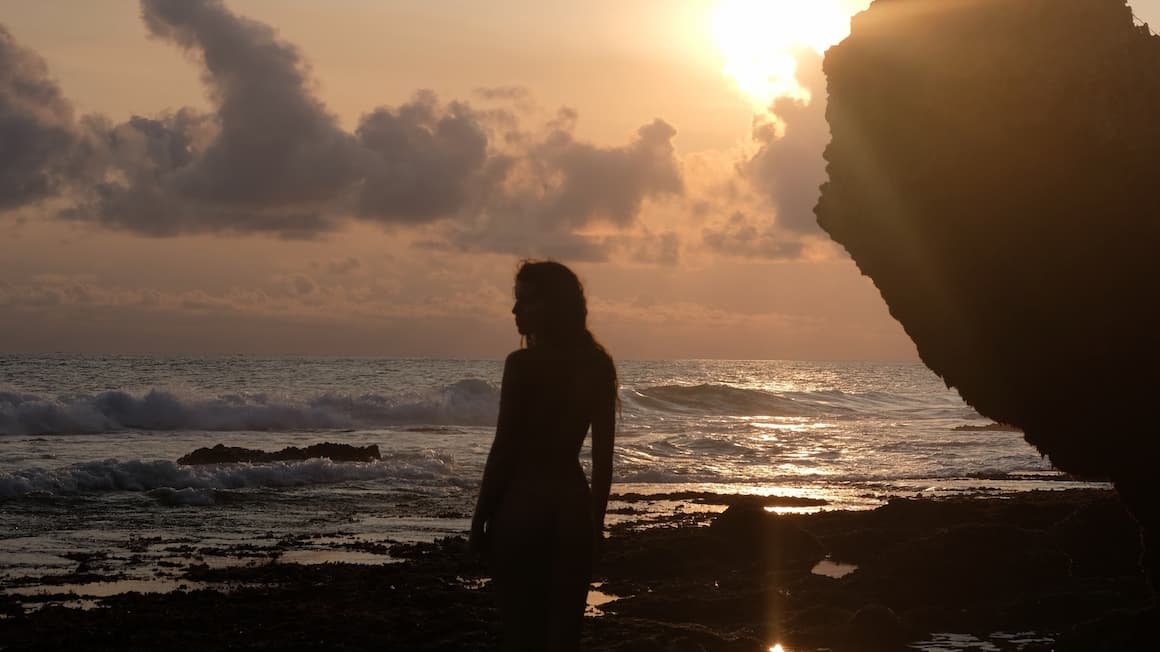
[505,346,612,471]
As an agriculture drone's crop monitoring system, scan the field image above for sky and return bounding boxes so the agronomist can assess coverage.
[3,0,1158,360]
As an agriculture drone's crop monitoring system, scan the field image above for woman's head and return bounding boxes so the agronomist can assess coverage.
[512,260,589,347]
[513,259,619,409]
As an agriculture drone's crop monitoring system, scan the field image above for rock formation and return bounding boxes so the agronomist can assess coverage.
[817,0,1160,597]
[178,442,381,465]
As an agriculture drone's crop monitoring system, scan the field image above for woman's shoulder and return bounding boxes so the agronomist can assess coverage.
[588,346,615,369]
[504,346,613,371]
[504,349,531,366]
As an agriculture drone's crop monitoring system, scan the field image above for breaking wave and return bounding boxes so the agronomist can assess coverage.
[0,380,499,436]
[0,451,460,499]
[624,384,828,417]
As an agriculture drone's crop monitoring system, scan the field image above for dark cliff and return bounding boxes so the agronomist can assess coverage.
[818,0,1160,478]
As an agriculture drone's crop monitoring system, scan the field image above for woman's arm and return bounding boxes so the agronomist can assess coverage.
[470,351,522,551]
[589,358,616,542]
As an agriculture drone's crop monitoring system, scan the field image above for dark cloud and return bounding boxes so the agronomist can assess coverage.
[0,25,78,209]
[4,0,684,257]
[743,49,830,233]
[289,274,316,296]
[355,91,489,222]
[441,116,684,260]
[58,0,360,236]
[63,111,330,238]
[430,229,614,263]
[322,256,361,275]
[139,0,360,206]
[530,118,683,228]
[702,211,805,260]
[623,230,680,266]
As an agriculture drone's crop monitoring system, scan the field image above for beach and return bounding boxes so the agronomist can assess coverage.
[1,487,1150,651]
[0,356,1140,649]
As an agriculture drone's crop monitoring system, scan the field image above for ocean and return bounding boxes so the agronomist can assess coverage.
[0,354,1098,605]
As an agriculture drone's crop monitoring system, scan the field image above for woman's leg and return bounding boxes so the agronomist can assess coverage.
[545,508,594,651]
[491,509,552,651]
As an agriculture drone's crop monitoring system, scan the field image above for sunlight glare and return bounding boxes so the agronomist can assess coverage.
[711,0,857,108]
[770,644,787,652]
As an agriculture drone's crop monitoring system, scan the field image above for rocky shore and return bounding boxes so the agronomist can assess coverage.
[1,488,1152,651]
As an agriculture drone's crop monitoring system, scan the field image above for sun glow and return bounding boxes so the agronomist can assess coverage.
[710,0,859,108]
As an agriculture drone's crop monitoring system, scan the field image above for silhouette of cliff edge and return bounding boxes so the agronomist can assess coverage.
[817,0,1160,601]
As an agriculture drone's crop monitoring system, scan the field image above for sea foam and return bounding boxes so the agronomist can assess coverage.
[0,451,460,499]
[0,380,498,436]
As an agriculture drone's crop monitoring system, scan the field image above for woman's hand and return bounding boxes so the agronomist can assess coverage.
[468,520,488,556]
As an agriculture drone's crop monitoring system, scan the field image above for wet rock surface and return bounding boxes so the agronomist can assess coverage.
[1,489,1152,650]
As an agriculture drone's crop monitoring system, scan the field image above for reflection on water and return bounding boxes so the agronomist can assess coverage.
[456,576,490,590]
[276,549,393,565]
[456,577,618,617]
[5,578,211,612]
[6,578,208,599]
[810,559,859,579]
[911,631,1055,651]
[585,582,620,617]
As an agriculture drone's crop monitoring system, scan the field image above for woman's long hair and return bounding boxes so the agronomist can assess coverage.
[515,259,617,390]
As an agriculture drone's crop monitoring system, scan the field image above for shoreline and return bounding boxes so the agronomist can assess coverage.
[2,487,1151,651]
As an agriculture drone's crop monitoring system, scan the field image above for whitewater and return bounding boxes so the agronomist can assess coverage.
[0,354,1100,594]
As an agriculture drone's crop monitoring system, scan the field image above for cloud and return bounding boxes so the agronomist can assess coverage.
[0,269,511,325]
[0,25,80,209]
[58,0,360,236]
[68,109,337,237]
[625,230,680,266]
[138,0,360,206]
[289,274,316,296]
[676,48,833,263]
[742,49,830,233]
[355,91,490,222]
[321,256,361,275]
[442,114,684,260]
[702,211,805,260]
[0,275,150,310]
[525,117,683,229]
[3,1,684,259]
[473,86,534,103]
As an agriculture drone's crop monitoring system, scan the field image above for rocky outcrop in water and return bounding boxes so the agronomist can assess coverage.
[817,0,1160,598]
[177,442,381,465]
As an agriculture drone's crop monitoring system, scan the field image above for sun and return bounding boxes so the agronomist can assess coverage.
[710,0,861,108]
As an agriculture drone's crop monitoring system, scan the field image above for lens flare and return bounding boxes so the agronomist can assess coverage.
[710,0,860,108]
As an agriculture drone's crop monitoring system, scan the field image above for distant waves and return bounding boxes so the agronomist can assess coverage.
[0,451,460,499]
[624,384,825,417]
[0,380,499,435]
[2,380,977,435]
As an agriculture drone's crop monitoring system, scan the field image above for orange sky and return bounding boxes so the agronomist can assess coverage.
[3,1,1155,359]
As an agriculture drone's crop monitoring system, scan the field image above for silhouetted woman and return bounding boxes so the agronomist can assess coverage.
[470,260,617,651]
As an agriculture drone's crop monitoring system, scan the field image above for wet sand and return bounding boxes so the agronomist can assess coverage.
[1,488,1153,651]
